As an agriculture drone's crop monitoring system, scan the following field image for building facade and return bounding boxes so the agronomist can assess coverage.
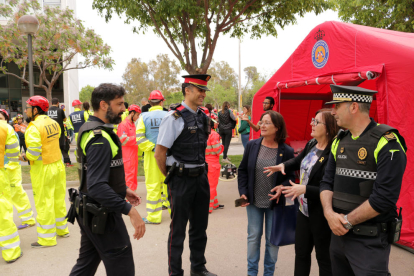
[0,0,79,118]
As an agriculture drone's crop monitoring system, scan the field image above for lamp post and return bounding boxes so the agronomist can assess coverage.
[17,15,39,97]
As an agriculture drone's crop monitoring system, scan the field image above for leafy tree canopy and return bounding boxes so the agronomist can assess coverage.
[79,85,95,103]
[336,0,414,32]
[0,0,114,101]
[121,54,181,104]
[92,0,332,74]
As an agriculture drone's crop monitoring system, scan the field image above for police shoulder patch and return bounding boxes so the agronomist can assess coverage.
[172,111,182,120]
[383,132,397,141]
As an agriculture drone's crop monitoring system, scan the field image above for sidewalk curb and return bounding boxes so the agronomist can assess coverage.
[22,176,146,190]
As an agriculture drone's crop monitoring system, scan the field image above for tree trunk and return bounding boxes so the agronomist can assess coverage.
[46,86,52,103]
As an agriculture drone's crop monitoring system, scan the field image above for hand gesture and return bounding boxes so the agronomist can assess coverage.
[263,163,285,177]
[240,194,250,207]
[325,212,349,236]
[126,188,141,207]
[241,114,249,121]
[268,185,283,203]
[18,153,26,162]
[281,180,306,200]
[128,208,146,240]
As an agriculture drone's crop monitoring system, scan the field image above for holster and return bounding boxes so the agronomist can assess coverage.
[164,162,177,184]
[388,207,403,243]
[85,203,109,235]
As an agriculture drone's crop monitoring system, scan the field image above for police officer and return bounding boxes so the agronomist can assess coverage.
[155,75,217,276]
[320,85,407,276]
[137,90,170,224]
[69,83,145,276]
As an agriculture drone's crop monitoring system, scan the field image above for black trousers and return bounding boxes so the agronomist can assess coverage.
[70,212,135,276]
[294,211,332,276]
[219,129,232,159]
[60,137,71,164]
[330,231,391,276]
[167,171,210,276]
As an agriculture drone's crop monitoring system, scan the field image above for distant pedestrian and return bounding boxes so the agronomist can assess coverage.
[242,96,274,132]
[218,101,236,164]
[82,101,93,116]
[141,97,151,113]
[238,105,251,148]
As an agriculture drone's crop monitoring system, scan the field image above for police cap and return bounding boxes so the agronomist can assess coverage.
[182,74,211,91]
[325,85,377,105]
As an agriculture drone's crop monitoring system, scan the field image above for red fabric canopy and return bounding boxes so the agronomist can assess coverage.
[252,21,414,250]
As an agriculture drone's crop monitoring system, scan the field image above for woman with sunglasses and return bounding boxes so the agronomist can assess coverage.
[264,109,339,276]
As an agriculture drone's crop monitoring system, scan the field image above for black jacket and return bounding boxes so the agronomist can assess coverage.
[238,137,295,206]
[283,139,330,216]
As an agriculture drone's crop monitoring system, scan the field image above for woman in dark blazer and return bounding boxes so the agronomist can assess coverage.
[265,109,339,276]
[238,110,295,276]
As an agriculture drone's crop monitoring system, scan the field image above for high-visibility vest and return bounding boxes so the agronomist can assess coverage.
[30,115,61,165]
[0,122,7,168]
[206,131,223,156]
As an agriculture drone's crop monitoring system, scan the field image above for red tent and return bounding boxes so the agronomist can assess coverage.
[252,21,414,250]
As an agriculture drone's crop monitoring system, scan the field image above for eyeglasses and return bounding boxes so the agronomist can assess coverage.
[258,121,273,127]
[311,118,325,126]
[262,102,271,105]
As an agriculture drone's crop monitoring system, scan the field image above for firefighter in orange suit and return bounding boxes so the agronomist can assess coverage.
[22,96,69,248]
[201,107,224,213]
[117,104,141,191]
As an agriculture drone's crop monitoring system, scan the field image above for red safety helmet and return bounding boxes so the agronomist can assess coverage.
[128,104,142,114]
[27,96,49,111]
[72,99,82,107]
[0,109,9,119]
[149,90,165,101]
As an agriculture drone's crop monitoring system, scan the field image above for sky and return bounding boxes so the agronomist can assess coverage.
[76,2,340,91]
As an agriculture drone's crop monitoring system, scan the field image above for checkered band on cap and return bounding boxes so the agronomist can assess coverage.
[333,93,373,103]
[336,167,377,180]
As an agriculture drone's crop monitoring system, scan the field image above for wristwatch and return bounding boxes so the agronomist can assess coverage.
[343,215,353,230]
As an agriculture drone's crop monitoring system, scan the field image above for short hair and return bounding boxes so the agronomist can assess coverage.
[141,98,148,105]
[52,98,59,105]
[82,101,90,111]
[0,110,8,121]
[91,83,125,112]
[182,83,191,96]
[315,108,340,144]
[33,106,46,115]
[265,97,275,107]
[260,110,287,144]
[124,102,129,109]
[205,104,213,112]
[357,102,371,114]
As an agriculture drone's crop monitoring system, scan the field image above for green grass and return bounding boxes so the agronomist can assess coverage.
[21,155,242,183]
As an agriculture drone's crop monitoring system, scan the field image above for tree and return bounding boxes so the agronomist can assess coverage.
[79,85,95,103]
[121,54,181,104]
[336,0,414,32]
[0,0,114,101]
[92,0,332,74]
[242,68,267,106]
[208,60,238,89]
[205,82,238,109]
[244,66,259,90]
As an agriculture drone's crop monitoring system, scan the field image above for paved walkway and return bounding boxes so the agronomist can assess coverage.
[3,178,414,275]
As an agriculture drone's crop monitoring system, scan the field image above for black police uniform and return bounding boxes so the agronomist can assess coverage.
[320,119,407,276]
[69,116,134,276]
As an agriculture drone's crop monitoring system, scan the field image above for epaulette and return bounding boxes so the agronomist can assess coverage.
[169,103,181,110]
[172,111,182,120]
[383,131,397,142]
[93,129,102,135]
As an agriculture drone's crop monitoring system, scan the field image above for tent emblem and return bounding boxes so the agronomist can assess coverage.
[312,39,329,69]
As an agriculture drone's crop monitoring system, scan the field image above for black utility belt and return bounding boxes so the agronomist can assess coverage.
[352,222,388,237]
[352,220,402,244]
[167,163,207,177]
